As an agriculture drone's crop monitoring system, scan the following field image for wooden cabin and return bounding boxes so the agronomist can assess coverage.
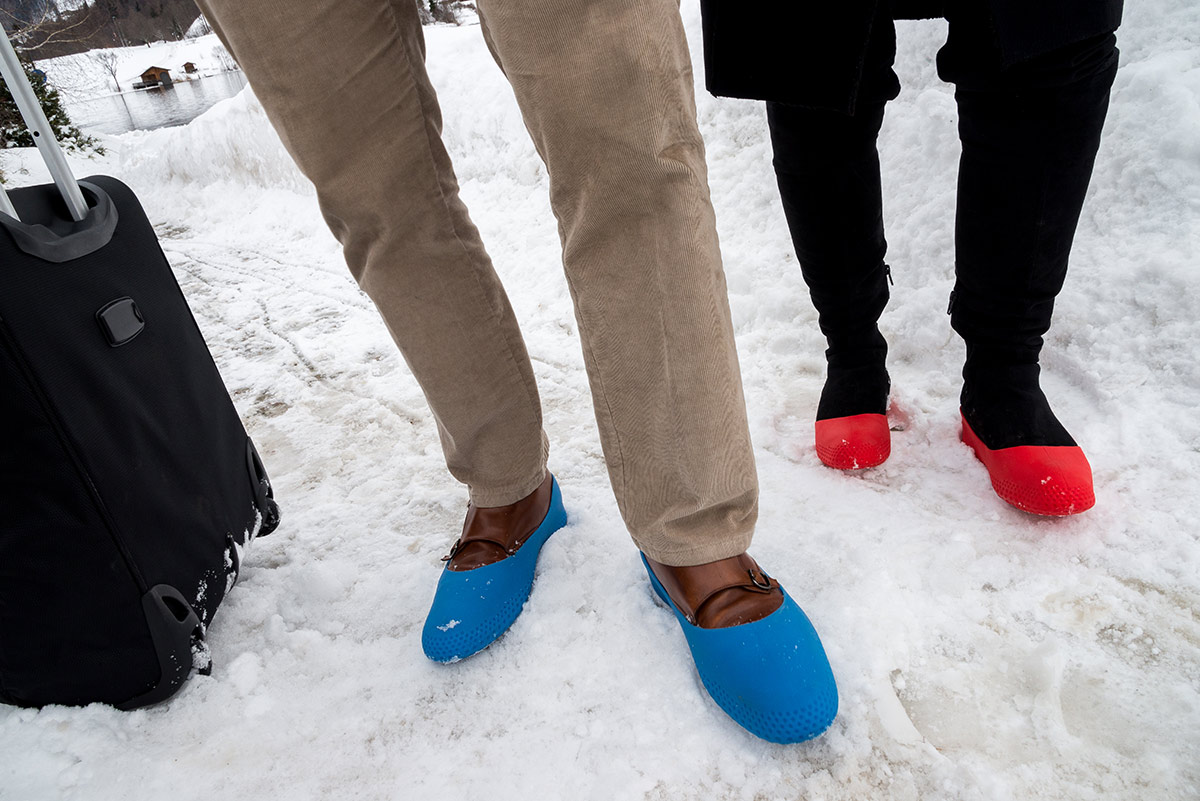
[133,66,173,89]
[183,62,198,74]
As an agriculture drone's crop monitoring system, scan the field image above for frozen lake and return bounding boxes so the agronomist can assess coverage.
[65,70,248,134]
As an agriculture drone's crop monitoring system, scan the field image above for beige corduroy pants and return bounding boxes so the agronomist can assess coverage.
[195,0,759,566]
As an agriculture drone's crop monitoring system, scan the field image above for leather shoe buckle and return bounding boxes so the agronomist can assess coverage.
[440,538,462,562]
[748,569,772,591]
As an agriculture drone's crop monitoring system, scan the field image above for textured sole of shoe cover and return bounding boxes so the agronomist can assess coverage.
[641,555,838,744]
[961,413,1095,516]
[815,413,891,470]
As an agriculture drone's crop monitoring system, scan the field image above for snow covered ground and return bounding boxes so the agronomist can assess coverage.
[2,2,1199,799]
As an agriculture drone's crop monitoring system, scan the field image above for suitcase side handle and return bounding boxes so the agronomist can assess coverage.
[0,24,89,223]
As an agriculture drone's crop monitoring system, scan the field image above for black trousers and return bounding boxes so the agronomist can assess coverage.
[767,11,1118,379]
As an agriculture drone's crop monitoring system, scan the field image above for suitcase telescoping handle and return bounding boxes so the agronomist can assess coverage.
[0,24,89,223]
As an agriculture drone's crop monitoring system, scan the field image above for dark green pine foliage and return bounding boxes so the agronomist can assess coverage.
[1,54,100,154]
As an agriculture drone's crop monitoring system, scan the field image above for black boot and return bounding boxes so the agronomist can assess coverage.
[946,30,1118,513]
[769,101,892,468]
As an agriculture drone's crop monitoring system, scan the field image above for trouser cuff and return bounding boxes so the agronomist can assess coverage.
[636,531,756,569]
[468,466,548,509]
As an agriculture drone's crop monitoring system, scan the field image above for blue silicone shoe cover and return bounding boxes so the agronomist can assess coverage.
[641,554,839,743]
[422,477,567,663]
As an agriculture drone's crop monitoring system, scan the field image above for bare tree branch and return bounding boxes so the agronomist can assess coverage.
[90,49,120,91]
[2,5,108,56]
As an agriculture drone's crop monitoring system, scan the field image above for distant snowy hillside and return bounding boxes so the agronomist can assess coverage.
[34,33,235,98]
[0,0,202,58]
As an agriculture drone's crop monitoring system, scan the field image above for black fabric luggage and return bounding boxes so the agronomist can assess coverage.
[0,29,279,709]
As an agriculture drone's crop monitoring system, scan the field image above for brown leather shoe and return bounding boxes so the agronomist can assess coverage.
[443,473,553,571]
[643,552,784,628]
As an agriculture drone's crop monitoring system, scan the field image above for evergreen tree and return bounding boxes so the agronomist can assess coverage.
[1,53,100,156]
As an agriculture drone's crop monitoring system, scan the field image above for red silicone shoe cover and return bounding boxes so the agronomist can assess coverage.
[814,413,890,470]
[960,413,1095,516]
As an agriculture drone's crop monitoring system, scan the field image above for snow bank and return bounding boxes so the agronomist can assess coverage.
[115,87,310,193]
[2,3,1198,801]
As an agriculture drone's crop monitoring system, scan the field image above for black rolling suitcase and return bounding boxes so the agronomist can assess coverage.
[0,28,279,709]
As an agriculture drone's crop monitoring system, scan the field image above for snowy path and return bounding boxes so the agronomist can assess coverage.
[3,3,1199,800]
